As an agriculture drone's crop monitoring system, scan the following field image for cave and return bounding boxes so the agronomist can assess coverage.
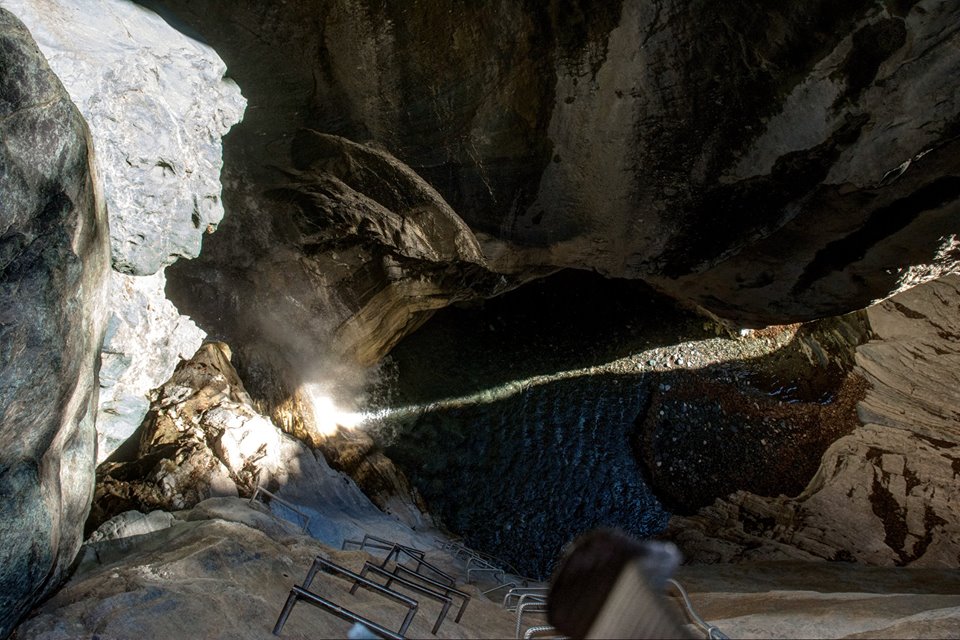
[2,0,960,638]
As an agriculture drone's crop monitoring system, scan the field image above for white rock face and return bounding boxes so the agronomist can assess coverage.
[0,0,246,275]
[97,271,205,461]
[1,0,246,459]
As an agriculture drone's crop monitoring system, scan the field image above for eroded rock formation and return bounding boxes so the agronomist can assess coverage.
[91,341,429,543]
[0,9,110,635]
[92,343,293,526]
[169,128,512,419]
[1,0,245,275]
[2,0,959,633]
[670,275,960,566]
[1,0,246,460]
[148,0,960,399]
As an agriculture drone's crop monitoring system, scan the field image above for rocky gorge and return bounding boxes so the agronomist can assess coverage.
[2,0,960,638]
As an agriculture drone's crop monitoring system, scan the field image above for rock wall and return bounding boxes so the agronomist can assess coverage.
[0,9,110,636]
[670,275,960,566]
[0,0,246,461]
[169,128,511,418]
[97,271,205,458]
[147,0,960,395]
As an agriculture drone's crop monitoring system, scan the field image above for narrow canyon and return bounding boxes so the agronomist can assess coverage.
[2,1,959,638]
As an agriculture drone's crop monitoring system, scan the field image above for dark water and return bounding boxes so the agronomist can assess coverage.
[366,270,863,577]
[376,373,668,579]
[366,271,716,577]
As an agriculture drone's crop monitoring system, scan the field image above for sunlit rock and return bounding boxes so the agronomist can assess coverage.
[0,0,247,460]
[0,8,110,635]
[97,270,205,461]
[90,341,431,539]
[0,0,246,275]
[91,342,275,526]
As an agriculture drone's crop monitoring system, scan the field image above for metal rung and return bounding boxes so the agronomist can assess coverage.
[355,562,453,635]
[515,600,549,639]
[273,586,404,640]
[392,564,472,624]
[380,544,455,587]
[483,581,518,597]
[301,556,418,636]
[342,534,426,560]
[442,541,523,579]
[523,625,567,639]
[503,587,549,611]
[250,485,310,532]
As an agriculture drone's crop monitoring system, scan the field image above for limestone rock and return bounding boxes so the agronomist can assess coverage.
[90,342,429,547]
[182,497,304,540]
[670,276,960,566]
[87,509,176,544]
[97,270,205,462]
[91,342,276,525]
[673,561,960,639]
[1,0,248,460]
[0,0,246,275]
[169,130,511,418]
[314,429,435,531]
[0,8,110,636]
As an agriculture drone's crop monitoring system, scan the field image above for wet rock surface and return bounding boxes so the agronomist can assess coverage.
[636,323,869,514]
[380,374,670,580]
[0,8,110,635]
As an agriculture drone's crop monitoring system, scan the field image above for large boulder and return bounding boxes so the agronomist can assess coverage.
[0,8,110,636]
[0,0,247,460]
